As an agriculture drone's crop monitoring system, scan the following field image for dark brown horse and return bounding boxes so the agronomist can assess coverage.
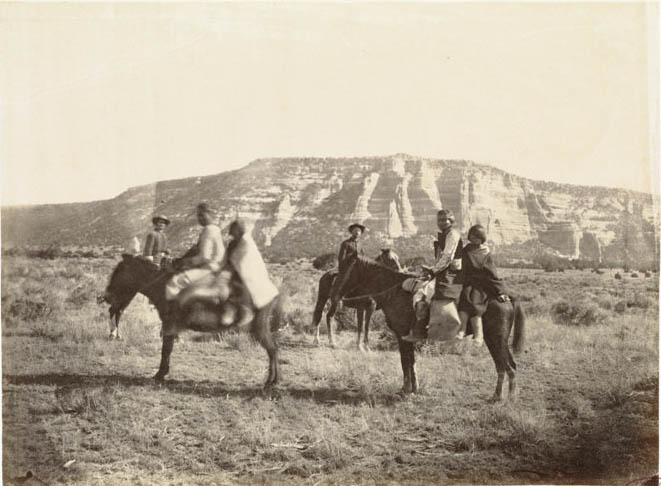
[333,255,526,400]
[102,255,283,389]
[311,270,377,351]
[312,252,402,351]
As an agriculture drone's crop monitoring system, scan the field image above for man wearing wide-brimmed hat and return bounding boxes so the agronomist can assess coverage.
[143,214,170,267]
[337,223,366,273]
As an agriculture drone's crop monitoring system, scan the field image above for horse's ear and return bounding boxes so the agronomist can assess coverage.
[121,253,132,262]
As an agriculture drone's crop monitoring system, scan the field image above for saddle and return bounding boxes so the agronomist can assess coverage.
[177,271,254,330]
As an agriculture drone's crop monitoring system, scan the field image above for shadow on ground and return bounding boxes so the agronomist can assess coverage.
[3,373,406,406]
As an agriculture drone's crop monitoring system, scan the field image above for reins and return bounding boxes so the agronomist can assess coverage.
[340,281,403,302]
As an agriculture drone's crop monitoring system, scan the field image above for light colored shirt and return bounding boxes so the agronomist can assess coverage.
[196,224,225,269]
[431,228,462,274]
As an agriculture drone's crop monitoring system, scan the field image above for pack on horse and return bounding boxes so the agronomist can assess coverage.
[311,249,403,351]
[332,255,526,401]
[101,255,283,389]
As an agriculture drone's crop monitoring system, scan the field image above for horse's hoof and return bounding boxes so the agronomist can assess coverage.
[153,372,167,382]
[487,394,502,403]
[312,337,320,346]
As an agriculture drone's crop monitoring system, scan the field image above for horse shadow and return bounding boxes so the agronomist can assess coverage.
[3,373,405,407]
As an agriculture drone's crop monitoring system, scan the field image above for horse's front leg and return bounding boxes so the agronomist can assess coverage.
[356,308,365,351]
[154,334,175,381]
[363,299,376,352]
[398,339,412,393]
[108,306,123,340]
[397,339,418,394]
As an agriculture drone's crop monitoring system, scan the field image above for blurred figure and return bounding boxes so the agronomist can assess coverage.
[222,218,279,328]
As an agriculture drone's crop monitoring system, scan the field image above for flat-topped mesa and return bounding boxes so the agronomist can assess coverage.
[2,155,657,267]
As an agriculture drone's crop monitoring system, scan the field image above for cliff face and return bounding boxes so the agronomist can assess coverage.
[2,155,658,267]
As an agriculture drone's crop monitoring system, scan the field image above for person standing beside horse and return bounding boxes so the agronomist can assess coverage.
[403,209,463,342]
[165,202,225,303]
[143,215,170,267]
[457,224,510,346]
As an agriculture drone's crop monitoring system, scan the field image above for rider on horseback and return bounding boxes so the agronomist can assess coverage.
[143,215,170,268]
[457,224,510,346]
[402,209,463,342]
[164,202,225,302]
[221,218,279,328]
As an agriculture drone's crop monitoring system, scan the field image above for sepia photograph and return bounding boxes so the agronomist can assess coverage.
[1,2,659,485]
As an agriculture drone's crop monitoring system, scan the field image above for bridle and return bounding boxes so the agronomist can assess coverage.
[102,259,172,308]
[333,258,404,303]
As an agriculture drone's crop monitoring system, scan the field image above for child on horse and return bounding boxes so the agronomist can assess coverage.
[457,224,510,346]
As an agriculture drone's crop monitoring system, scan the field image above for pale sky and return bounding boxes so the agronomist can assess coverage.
[1,2,658,205]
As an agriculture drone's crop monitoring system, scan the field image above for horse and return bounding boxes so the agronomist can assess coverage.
[312,251,403,351]
[311,270,377,350]
[101,255,283,389]
[332,255,526,400]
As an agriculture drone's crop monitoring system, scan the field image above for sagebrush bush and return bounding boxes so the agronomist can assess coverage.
[312,253,336,271]
[2,297,55,323]
[550,300,609,326]
[66,284,97,307]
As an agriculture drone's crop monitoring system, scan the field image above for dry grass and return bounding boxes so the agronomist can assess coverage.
[2,257,658,485]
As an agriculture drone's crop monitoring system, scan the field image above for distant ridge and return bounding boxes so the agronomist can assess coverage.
[2,155,658,267]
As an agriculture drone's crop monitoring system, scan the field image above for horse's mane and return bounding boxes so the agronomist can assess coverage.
[355,256,417,279]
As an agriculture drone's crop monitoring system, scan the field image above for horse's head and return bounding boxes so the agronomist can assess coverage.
[102,254,158,307]
[330,255,413,302]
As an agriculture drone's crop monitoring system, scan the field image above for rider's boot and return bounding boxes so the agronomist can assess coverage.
[402,301,429,342]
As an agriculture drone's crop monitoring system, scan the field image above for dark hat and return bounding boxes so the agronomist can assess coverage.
[348,223,366,233]
[152,215,170,225]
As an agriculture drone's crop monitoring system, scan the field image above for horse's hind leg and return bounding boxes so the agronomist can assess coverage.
[312,298,325,346]
[251,301,280,388]
[326,301,338,348]
[506,348,517,400]
[484,331,510,402]
[154,334,175,381]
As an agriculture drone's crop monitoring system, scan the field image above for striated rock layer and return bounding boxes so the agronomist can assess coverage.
[2,154,658,267]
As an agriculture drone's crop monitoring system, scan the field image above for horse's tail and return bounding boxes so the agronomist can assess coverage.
[312,271,334,327]
[511,298,526,355]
